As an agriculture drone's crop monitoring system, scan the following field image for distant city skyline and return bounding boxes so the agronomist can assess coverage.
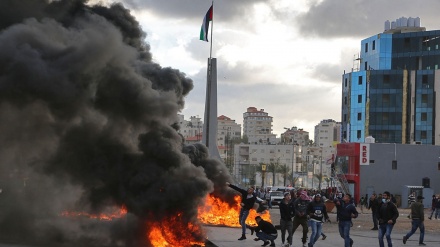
[101,0,440,138]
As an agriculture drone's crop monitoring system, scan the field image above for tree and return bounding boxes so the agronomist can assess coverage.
[288,171,300,187]
[314,173,323,190]
[279,164,289,186]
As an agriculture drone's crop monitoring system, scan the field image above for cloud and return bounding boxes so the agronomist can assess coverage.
[295,0,440,38]
[121,0,267,23]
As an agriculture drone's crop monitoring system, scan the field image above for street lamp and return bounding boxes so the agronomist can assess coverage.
[261,163,266,189]
[319,148,323,190]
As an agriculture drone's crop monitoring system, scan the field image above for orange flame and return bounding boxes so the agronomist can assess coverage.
[198,194,271,227]
[60,205,127,220]
[147,215,205,247]
[60,194,272,246]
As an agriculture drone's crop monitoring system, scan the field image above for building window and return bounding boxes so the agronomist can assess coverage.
[358,95,362,103]
[365,61,368,70]
[357,130,361,139]
[422,75,428,84]
[383,94,390,105]
[404,37,410,48]
[357,112,362,120]
[345,78,348,87]
[365,43,368,52]
[422,94,428,104]
[384,75,390,84]
[344,114,347,122]
[358,76,363,85]
[421,112,427,121]
[421,131,427,139]
[344,96,347,105]
[372,40,376,50]
[392,160,397,170]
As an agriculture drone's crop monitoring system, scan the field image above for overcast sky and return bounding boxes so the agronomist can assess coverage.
[100,0,440,138]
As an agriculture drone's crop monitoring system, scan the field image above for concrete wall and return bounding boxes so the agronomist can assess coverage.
[359,143,440,207]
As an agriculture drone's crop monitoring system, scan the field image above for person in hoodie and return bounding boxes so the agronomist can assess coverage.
[335,193,358,247]
[292,190,311,247]
[226,182,260,241]
[377,191,399,247]
[253,216,278,247]
[279,192,295,247]
[307,194,329,247]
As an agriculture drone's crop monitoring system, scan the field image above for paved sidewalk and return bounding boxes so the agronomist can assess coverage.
[206,223,440,247]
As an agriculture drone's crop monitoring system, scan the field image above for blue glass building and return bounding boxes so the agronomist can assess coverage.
[342,18,440,144]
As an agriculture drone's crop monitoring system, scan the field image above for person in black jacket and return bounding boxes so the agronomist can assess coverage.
[279,192,295,247]
[307,194,329,247]
[253,216,278,247]
[226,182,257,240]
[335,193,358,247]
[377,191,399,247]
[292,190,311,247]
[368,193,380,230]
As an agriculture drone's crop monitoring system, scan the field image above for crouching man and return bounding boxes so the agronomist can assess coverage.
[253,216,278,247]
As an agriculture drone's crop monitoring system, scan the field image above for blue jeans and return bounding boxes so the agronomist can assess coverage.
[308,220,323,246]
[378,223,394,247]
[239,208,250,235]
[256,231,277,242]
[405,219,425,244]
[338,220,352,247]
[435,208,440,219]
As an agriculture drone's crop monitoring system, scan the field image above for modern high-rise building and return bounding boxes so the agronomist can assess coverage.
[243,107,276,144]
[342,17,440,144]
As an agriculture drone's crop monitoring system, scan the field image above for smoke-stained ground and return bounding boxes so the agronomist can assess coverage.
[0,0,235,246]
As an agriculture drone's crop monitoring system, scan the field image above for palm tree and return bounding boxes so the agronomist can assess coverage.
[314,173,324,190]
[287,171,300,187]
[278,164,289,186]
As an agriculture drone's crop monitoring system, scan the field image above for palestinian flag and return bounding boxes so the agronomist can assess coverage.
[200,5,213,42]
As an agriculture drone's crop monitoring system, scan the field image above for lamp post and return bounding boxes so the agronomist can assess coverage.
[261,163,266,189]
[319,148,323,190]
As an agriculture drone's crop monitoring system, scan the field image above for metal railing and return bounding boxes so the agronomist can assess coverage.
[331,168,350,195]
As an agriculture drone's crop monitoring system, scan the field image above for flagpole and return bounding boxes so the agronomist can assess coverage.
[209,0,214,60]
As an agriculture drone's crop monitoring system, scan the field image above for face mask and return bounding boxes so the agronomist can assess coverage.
[382,198,387,203]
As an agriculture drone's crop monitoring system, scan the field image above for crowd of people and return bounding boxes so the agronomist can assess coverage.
[226,182,438,247]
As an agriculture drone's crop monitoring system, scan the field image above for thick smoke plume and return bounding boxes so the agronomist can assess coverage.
[0,0,234,246]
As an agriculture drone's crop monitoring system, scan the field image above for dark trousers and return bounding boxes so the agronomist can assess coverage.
[372,212,378,228]
[280,218,293,245]
[292,216,308,243]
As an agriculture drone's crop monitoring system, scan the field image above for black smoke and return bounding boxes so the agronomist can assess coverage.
[0,0,234,246]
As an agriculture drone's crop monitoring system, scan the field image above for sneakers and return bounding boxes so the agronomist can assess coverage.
[254,238,260,241]
[350,239,353,247]
[269,240,276,247]
[262,240,270,246]
[428,217,432,220]
[238,234,246,240]
[419,243,426,246]
[403,236,408,244]
[322,234,327,240]
[371,227,378,230]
